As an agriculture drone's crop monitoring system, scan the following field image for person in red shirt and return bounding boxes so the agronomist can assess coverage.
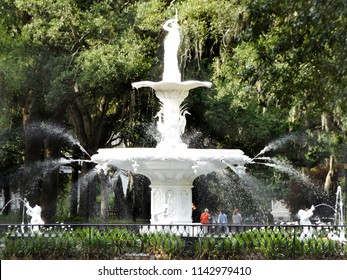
[200,208,210,234]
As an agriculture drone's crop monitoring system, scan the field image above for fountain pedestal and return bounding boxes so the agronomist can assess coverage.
[132,81,212,149]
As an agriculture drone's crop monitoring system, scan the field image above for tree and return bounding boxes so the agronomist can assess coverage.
[1,0,346,222]
[244,0,347,197]
[0,0,158,220]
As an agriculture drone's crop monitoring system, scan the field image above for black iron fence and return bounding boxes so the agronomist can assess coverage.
[0,223,346,260]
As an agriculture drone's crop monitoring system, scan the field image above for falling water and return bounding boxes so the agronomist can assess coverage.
[0,197,28,230]
[312,187,344,226]
[0,197,26,215]
[314,203,336,212]
[221,159,271,212]
[335,186,344,226]
[253,156,312,185]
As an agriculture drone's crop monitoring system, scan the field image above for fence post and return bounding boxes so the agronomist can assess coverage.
[88,224,92,258]
[292,226,296,259]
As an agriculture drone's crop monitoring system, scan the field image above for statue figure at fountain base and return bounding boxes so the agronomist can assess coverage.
[297,205,315,241]
[24,200,45,233]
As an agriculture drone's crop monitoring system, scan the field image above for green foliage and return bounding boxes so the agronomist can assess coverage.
[141,231,185,259]
[1,225,346,259]
[245,0,347,119]
[1,0,347,221]
[0,225,185,259]
[192,227,347,260]
[76,33,153,89]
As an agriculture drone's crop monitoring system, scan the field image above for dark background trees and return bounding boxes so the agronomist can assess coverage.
[1,0,346,222]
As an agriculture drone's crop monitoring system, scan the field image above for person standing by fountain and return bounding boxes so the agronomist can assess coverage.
[266,209,274,224]
[232,208,242,224]
[231,208,242,234]
[217,210,229,234]
[192,203,201,223]
[297,205,315,240]
[200,208,211,234]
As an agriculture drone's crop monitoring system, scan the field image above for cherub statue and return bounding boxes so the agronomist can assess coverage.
[297,205,315,240]
[24,199,45,233]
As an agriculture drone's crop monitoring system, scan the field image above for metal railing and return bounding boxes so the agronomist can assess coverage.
[0,223,346,259]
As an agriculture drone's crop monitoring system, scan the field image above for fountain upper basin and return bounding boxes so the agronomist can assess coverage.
[132,80,212,107]
[132,80,212,91]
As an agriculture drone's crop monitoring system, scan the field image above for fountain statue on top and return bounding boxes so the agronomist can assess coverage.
[92,14,251,225]
[132,13,212,149]
[163,16,181,82]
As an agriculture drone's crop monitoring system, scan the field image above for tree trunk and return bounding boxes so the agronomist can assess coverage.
[99,172,109,221]
[22,91,44,206]
[78,162,98,220]
[68,97,109,220]
[2,181,11,215]
[69,164,80,219]
[40,135,61,222]
[321,111,332,132]
[324,155,337,194]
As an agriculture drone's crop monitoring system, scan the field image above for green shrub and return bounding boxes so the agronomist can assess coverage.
[1,225,346,259]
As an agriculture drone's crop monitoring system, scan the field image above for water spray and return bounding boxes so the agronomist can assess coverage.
[254,148,270,159]
[254,132,305,158]
[334,186,344,226]
[74,142,91,158]
[0,197,28,233]
[314,203,336,212]
[0,197,27,215]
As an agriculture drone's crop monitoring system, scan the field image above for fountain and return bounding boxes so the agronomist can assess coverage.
[330,186,346,242]
[295,186,346,242]
[91,16,252,225]
[313,186,345,226]
[334,186,344,226]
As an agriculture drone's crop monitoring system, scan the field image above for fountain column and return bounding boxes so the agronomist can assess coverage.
[151,184,192,224]
[131,17,212,224]
[134,157,199,224]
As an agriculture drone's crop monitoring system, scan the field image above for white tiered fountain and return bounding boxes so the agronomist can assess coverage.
[91,16,251,225]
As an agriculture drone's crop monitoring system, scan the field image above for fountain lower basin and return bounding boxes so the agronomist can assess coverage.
[91,147,251,224]
[92,147,250,180]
